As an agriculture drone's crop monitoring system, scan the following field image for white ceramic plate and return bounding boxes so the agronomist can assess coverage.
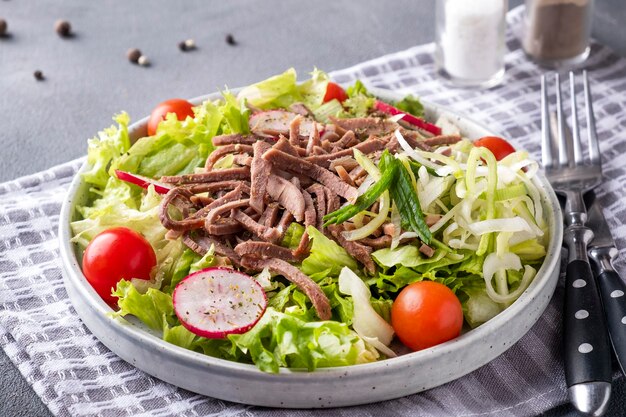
[59,88,563,408]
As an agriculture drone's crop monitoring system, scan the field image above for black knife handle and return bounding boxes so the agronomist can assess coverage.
[594,257,626,376]
[564,260,612,386]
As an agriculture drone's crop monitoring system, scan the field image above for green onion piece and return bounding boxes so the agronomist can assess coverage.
[382,153,432,244]
[323,154,398,226]
[313,99,343,123]
[493,183,527,202]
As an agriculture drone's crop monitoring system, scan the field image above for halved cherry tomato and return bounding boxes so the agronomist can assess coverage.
[323,82,348,103]
[82,227,156,305]
[473,136,515,161]
[147,98,195,136]
[391,281,463,351]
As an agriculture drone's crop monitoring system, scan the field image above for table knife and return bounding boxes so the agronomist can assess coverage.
[587,193,626,377]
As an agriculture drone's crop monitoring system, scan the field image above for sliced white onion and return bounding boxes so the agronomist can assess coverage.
[387,113,407,123]
[357,176,375,196]
[394,130,441,171]
[338,267,395,355]
[468,217,536,236]
[483,252,536,304]
[390,203,403,250]
[343,191,391,241]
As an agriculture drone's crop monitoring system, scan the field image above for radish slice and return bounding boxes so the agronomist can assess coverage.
[114,170,173,195]
[249,110,320,137]
[374,100,441,135]
[173,267,267,339]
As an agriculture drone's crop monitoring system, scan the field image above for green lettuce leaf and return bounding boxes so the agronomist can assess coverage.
[301,226,358,277]
[82,113,131,188]
[228,307,377,373]
[281,222,305,250]
[112,280,174,331]
[113,101,219,178]
[219,91,250,134]
[394,95,424,118]
[342,80,375,118]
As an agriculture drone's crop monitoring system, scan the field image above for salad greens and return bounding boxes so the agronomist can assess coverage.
[71,68,548,373]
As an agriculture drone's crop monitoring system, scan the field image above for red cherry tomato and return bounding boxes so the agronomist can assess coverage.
[82,227,156,305]
[147,98,195,136]
[323,82,348,103]
[391,281,463,351]
[473,136,516,161]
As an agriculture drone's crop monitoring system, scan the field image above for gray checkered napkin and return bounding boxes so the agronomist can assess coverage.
[2,7,626,417]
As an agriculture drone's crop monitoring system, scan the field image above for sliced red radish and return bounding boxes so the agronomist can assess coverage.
[374,100,441,135]
[114,170,173,195]
[249,110,321,138]
[173,267,267,339]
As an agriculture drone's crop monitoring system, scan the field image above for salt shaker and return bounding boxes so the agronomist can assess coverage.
[435,0,508,88]
[522,0,593,68]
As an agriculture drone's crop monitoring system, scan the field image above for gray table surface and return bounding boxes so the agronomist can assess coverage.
[1,0,625,416]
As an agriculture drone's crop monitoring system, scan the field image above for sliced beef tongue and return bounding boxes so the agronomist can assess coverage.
[234,241,298,262]
[305,122,321,156]
[250,141,273,213]
[232,209,282,244]
[306,184,327,232]
[263,148,358,201]
[421,134,462,147]
[212,133,262,146]
[160,166,250,185]
[205,144,254,169]
[240,256,332,321]
[182,233,241,267]
[159,188,203,231]
[258,202,280,227]
[330,116,398,138]
[329,225,376,274]
[304,137,387,169]
[266,174,305,222]
[273,136,306,157]
[205,198,250,225]
[289,114,303,146]
[293,190,317,259]
[358,235,392,250]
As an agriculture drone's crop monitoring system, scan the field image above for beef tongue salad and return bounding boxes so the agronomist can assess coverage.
[70,69,548,372]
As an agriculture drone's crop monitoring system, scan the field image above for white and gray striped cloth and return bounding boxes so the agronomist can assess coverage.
[1,7,626,417]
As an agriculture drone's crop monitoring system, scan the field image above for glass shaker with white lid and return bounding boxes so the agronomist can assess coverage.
[435,0,508,88]
[522,0,593,68]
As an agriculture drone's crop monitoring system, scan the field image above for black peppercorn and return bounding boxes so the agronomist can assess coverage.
[55,19,72,38]
[0,19,7,37]
[34,70,45,81]
[225,34,237,46]
[178,39,196,52]
[126,48,142,63]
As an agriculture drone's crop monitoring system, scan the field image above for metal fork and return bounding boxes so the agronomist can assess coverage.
[541,71,612,416]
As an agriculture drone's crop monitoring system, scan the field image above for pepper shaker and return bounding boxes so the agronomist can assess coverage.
[522,0,594,68]
[435,0,508,88]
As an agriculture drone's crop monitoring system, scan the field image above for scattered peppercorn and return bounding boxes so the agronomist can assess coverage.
[126,48,142,63]
[225,33,237,46]
[34,70,45,81]
[178,38,196,52]
[0,19,7,37]
[137,55,150,66]
[54,19,72,37]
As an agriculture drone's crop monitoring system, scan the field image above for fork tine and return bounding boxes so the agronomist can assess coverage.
[555,73,571,167]
[569,72,584,165]
[583,70,601,166]
[541,75,554,169]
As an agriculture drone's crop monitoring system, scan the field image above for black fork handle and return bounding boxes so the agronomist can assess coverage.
[563,259,612,386]
[563,224,612,388]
